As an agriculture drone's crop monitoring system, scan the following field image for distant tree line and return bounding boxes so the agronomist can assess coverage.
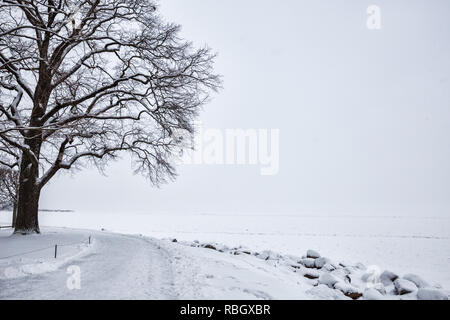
[0,166,18,226]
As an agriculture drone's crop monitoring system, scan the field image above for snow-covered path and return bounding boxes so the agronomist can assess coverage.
[1,227,448,300]
[0,231,176,299]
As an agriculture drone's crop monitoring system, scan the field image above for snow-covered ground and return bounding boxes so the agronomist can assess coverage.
[0,210,449,299]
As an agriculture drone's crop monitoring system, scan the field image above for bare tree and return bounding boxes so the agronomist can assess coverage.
[0,0,220,234]
[0,166,19,226]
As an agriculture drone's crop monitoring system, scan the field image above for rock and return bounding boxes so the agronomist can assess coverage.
[394,279,417,295]
[303,269,320,279]
[307,249,321,259]
[417,288,449,300]
[291,263,302,270]
[380,270,399,286]
[355,262,366,270]
[323,263,336,272]
[363,288,385,300]
[258,250,282,261]
[172,238,178,243]
[299,258,316,268]
[203,244,216,250]
[306,284,350,300]
[334,282,363,300]
[403,274,429,289]
[346,273,367,288]
[314,257,329,269]
[318,273,340,288]
[372,283,387,295]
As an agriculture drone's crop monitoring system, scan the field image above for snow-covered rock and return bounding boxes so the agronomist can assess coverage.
[306,249,321,259]
[306,284,350,300]
[403,274,429,289]
[417,288,448,300]
[334,282,363,300]
[303,269,320,279]
[203,244,217,250]
[299,258,316,268]
[314,257,329,269]
[380,270,399,286]
[257,250,282,261]
[394,279,417,295]
[363,288,385,300]
[318,273,340,288]
[322,263,336,272]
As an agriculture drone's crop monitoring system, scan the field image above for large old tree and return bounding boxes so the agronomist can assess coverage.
[0,0,220,234]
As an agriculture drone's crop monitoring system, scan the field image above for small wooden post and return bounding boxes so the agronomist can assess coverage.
[54,245,57,258]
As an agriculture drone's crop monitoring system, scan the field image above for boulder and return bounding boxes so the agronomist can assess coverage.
[394,279,417,295]
[306,249,321,259]
[258,250,282,261]
[318,273,340,288]
[403,274,429,289]
[314,257,329,269]
[203,244,216,250]
[299,258,316,268]
[417,288,448,300]
[323,263,336,272]
[306,284,350,300]
[363,288,385,300]
[380,270,399,286]
[303,269,320,280]
[334,282,363,300]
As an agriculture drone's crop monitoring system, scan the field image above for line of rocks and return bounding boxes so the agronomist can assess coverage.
[168,239,449,300]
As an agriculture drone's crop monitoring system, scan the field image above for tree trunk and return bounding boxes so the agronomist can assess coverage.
[14,156,41,234]
[12,201,17,228]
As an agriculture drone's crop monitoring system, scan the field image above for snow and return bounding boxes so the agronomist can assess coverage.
[417,288,448,300]
[306,249,321,259]
[363,288,384,300]
[393,279,418,295]
[8,210,447,289]
[403,274,429,289]
[318,273,339,287]
[0,228,174,299]
[0,210,449,300]
[0,229,93,280]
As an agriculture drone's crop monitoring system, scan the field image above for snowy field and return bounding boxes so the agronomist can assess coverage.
[1,210,449,294]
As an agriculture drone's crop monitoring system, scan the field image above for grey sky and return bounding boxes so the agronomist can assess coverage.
[41,0,450,216]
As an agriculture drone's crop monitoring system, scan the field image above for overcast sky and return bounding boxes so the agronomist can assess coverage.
[40,0,450,217]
